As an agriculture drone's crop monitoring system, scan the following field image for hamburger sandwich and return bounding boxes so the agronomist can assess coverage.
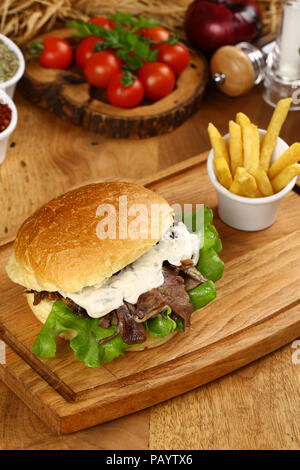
[6,182,224,367]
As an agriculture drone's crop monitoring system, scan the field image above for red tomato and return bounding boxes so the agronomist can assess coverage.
[75,36,103,69]
[38,37,73,69]
[107,73,144,108]
[137,62,175,100]
[84,51,122,88]
[88,16,115,29]
[157,43,190,76]
[138,26,170,44]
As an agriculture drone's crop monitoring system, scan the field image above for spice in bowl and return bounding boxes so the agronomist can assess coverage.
[0,38,20,83]
[0,102,12,133]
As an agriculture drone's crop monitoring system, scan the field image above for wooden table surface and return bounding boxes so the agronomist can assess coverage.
[1,83,300,450]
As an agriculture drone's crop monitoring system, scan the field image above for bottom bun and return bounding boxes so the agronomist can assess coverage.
[26,294,177,348]
[26,293,76,341]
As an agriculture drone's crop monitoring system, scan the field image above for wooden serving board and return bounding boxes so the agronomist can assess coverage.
[21,29,208,139]
[0,154,300,434]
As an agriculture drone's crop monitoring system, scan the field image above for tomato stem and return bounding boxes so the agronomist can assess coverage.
[27,39,44,58]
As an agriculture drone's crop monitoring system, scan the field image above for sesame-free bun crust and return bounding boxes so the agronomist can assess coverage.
[6,182,173,292]
[26,293,176,348]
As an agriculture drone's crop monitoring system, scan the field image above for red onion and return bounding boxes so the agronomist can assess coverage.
[185,0,262,54]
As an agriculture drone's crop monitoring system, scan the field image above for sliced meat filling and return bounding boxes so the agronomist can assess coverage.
[158,266,193,328]
[134,288,167,322]
[27,259,206,343]
[27,290,90,319]
[180,264,207,291]
[116,303,147,344]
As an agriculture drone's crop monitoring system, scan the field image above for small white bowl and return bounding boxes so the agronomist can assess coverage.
[0,34,25,99]
[207,129,297,231]
[0,89,18,164]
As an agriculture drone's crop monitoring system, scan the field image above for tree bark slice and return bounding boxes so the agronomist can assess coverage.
[21,28,209,139]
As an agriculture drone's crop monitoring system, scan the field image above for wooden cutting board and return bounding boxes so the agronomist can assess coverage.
[21,28,208,139]
[0,154,300,434]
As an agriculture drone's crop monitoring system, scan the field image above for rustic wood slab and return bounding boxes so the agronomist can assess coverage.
[0,154,299,434]
[21,28,208,139]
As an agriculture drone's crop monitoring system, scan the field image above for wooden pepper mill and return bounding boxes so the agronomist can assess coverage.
[210,42,266,96]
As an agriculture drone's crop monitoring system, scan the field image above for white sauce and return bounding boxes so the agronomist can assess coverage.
[59,222,200,318]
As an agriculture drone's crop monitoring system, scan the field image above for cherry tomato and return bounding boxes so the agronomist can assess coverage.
[84,51,122,88]
[157,43,190,76]
[138,26,170,44]
[37,37,73,69]
[88,16,115,29]
[137,62,175,100]
[107,73,144,108]
[75,36,103,69]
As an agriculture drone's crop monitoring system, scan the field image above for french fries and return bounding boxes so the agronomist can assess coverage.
[214,157,232,189]
[229,170,243,196]
[268,142,300,179]
[242,123,260,170]
[248,166,274,196]
[260,98,292,172]
[271,163,300,193]
[229,120,243,175]
[236,167,259,198]
[236,112,251,127]
[209,98,299,199]
[208,122,230,166]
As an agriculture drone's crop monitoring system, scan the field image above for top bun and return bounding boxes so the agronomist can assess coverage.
[6,182,173,293]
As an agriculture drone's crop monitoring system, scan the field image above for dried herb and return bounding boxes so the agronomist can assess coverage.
[0,39,19,83]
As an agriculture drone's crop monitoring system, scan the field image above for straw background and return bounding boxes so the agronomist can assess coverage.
[0,0,282,45]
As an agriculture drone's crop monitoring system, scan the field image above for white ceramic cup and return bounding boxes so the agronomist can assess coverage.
[0,89,18,164]
[207,129,297,231]
[0,33,25,99]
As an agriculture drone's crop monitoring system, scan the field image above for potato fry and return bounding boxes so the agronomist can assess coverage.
[249,165,274,196]
[268,142,300,179]
[214,157,233,189]
[208,122,230,166]
[236,112,251,127]
[260,97,292,171]
[229,120,243,176]
[229,171,243,196]
[271,163,300,192]
[241,122,260,170]
[236,167,259,197]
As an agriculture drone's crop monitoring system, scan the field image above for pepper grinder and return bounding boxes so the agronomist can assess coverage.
[263,0,300,110]
[210,42,266,97]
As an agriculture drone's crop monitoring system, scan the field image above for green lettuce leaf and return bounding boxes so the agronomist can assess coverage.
[32,300,131,367]
[145,306,177,338]
[197,206,224,282]
[176,205,224,282]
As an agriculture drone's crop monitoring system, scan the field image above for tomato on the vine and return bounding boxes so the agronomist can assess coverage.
[84,51,122,88]
[31,37,73,69]
[88,17,115,29]
[138,26,170,46]
[107,73,144,108]
[157,43,190,76]
[137,62,175,100]
[75,36,103,69]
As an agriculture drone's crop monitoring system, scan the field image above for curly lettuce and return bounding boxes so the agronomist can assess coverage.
[32,300,131,367]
